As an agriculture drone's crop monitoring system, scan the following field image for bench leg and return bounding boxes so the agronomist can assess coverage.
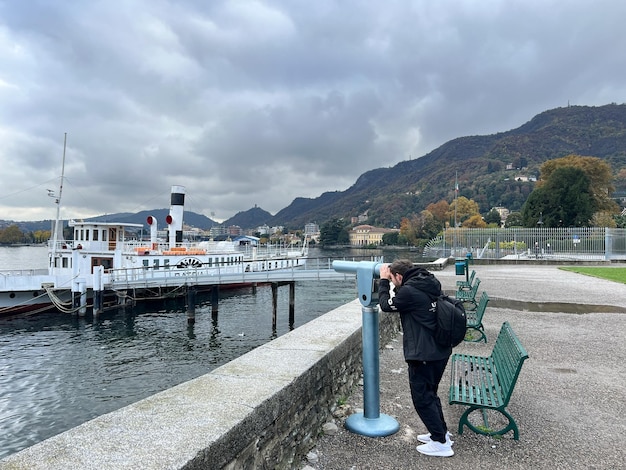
[465,326,487,343]
[458,406,520,440]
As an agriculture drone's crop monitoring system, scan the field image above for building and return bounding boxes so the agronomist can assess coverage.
[304,223,319,236]
[256,224,271,235]
[349,224,398,246]
[227,225,243,236]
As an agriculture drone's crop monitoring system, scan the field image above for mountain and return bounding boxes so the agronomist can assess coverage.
[5,104,626,233]
[267,103,626,228]
[222,206,273,230]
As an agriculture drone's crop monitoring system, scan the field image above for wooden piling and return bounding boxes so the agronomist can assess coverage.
[289,282,295,327]
[271,283,278,332]
[187,286,196,324]
[211,286,219,317]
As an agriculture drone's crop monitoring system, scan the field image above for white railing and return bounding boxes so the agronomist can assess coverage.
[424,227,626,260]
[105,256,382,289]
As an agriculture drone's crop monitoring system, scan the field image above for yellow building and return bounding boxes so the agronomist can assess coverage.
[349,225,398,246]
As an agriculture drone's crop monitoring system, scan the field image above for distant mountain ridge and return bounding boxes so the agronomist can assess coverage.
[269,103,626,228]
[4,104,626,232]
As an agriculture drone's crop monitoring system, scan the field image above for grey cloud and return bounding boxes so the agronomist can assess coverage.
[1,0,625,222]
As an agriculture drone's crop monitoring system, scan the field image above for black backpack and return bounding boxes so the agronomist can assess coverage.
[432,294,467,347]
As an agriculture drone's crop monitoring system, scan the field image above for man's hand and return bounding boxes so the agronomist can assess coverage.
[379,263,391,280]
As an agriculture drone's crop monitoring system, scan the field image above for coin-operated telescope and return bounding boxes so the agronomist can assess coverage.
[332,260,399,437]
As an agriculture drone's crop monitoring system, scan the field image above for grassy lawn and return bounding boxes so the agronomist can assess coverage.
[559,266,626,284]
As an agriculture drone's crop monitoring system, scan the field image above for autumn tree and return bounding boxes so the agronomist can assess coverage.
[447,196,480,226]
[425,200,450,225]
[591,212,617,228]
[462,214,487,228]
[398,211,441,246]
[399,217,417,246]
[0,225,25,244]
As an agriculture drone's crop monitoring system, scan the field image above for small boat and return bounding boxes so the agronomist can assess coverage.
[0,185,308,316]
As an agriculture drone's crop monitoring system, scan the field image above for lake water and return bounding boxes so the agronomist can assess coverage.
[0,245,424,459]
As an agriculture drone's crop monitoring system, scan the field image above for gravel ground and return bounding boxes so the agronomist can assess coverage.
[301,264,626,470]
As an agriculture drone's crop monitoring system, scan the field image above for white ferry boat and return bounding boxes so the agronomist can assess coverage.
[0,185,308,316]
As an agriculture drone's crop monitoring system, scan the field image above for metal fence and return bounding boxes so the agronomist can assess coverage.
[423,227,626,261]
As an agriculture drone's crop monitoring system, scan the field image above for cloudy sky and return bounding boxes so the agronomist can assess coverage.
[1,1,625,223]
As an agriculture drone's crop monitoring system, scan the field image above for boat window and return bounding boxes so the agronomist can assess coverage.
[164,259,170,269]
[108,228,117,250]
[86,229,90,241]
[93,230,98,241]
[153,259,159,269]
[102,230,107,241]
[62,257,69,268]
[143,260,149,269]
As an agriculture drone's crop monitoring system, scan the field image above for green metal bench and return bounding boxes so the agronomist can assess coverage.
[456,269,476,291]
[455,277,480,310]
[465,292,489,343]
[449,321,529,439]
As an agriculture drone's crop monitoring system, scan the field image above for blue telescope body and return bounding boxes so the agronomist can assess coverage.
[332,260,381,307]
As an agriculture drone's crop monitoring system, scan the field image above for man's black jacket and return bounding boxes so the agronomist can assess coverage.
[378,267,452,361]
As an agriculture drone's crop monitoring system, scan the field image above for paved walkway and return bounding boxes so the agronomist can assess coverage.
[305,265,626,469]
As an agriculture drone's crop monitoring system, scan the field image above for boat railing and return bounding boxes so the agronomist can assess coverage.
[0,268,49,276]
[104,255,381,286]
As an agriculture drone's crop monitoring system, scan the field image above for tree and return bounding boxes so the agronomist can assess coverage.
[504,211,524,227]
[522,166,594,227]
[483,209,502,226]
[425,200,450,225]
[0,225,25,244]
[33,230,51,243]
[614,214,626,228]
[382,232,399,245]
[399,217,416,246]
[462,214,487,228]
[337,227,350,245]
[319,218,346,246]
[539,155,619,213]
[416,210,442,240]
[447,197,480,226]
[592,212,617,228]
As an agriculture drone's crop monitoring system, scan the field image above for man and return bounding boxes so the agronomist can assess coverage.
[378,259,454,457]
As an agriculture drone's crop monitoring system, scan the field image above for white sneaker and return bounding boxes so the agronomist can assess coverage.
[416,439,454,457]
[417,431,454,445]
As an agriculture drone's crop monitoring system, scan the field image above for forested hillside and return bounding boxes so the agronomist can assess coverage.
[270,104,626,228]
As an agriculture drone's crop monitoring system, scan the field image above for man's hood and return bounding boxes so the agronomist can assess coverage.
[402,267,442,297]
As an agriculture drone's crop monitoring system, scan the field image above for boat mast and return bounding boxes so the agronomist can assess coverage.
[51,133,67,263]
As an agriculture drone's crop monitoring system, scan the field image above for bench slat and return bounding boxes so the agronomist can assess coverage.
[465,292,489,343]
